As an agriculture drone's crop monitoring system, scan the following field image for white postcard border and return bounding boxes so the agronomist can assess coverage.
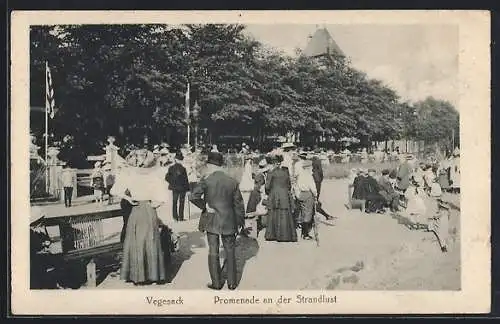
[10,10,491,315]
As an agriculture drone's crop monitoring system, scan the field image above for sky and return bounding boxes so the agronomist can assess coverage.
[244,24,459,109]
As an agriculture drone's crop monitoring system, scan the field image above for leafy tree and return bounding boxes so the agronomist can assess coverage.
[184,24,264,138]
[412,97,459,146]
[30,23,457,160]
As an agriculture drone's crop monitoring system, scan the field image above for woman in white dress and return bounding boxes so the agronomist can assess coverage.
[403,180,427,229]
[239,157,254,211]
[423,165,436,193]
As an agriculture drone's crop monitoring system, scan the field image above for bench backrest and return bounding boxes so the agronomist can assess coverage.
[44,207,124,261]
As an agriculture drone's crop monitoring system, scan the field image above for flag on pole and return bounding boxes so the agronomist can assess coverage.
[185,82,190,122]
[45,62,55,119]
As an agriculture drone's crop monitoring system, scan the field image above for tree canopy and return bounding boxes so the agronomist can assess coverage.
[30,24,459,155]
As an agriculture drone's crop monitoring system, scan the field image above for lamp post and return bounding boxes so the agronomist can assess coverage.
[452,128,455,151]
[413,109,419,156]
[193,101,201,152]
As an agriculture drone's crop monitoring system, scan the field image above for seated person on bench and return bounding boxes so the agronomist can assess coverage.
[350,168,365,210]
[30,207,62,289]
[378,169,400,212]
[363,169,385,214]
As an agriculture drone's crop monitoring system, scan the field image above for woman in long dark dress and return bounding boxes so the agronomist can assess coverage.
[121,199,165,285]
[264,155,297,242]
[111,149,167,285]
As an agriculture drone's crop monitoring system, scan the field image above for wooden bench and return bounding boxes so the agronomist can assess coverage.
[42,205,124,287]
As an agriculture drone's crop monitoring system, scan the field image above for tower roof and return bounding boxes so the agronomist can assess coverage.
[303,28,344,58]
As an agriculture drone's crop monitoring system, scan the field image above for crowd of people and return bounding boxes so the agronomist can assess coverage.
[347,147,460,253]
[113,142,333,289]
[31,139,460,290]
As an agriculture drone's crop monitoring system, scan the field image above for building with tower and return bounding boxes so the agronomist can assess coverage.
[302,27,345,59]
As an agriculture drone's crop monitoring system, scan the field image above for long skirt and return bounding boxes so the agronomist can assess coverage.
[265,208,297,242]
[120,201,166,284]
[246,189,261,213]
[296,191,315,224]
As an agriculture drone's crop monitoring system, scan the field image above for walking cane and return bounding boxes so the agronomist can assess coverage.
[312,200,320,247]
[187,191,191,220]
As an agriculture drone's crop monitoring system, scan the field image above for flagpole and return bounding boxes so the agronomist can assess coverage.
[452,128,455,150]
[45,61,49,194]
[186,82,190,148]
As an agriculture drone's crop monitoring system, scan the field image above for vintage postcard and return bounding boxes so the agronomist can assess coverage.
[11,10,490,315]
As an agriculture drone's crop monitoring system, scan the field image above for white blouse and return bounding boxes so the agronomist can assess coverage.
[111,166,170,202]
[295,169,317,197]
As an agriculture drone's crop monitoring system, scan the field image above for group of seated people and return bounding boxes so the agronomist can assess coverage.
[350,168,401,214]
[348,164,451,253]
[349,163,443,216]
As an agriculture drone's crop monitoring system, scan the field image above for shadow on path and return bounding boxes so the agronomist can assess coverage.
[219,235,260,287]
[234,235,260,286]
[164,230,206,283]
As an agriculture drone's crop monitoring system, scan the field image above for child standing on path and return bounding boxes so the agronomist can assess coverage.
[60,164,74,207]
[104,164,116,205]
[91,161,105,205]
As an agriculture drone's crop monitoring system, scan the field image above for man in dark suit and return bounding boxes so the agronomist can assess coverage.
[378,169,400,212]
[189,152,245,290]
[165,152,190,221]
[364,169,385,213]
[312,155,324,199]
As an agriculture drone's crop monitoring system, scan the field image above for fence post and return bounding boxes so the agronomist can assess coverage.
[47,147,63,198]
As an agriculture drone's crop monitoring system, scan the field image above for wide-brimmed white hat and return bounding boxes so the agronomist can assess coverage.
[126,149,156,168]
[281,142,296,149]
[159,147,169,155]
